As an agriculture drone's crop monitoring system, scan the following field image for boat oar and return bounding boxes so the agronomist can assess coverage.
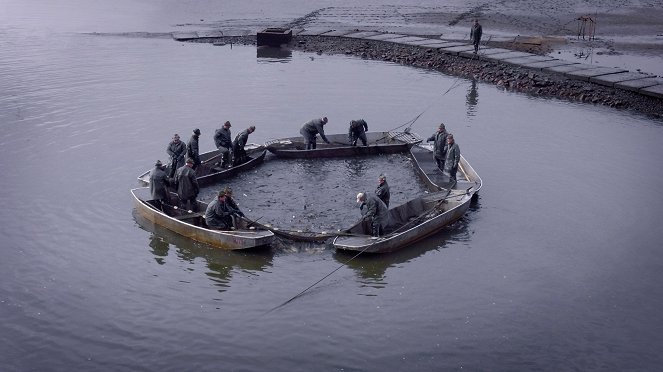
[241,216,263,228]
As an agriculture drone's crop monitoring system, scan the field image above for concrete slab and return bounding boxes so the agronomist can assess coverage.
[290,28,306,36]
[389,36,429,44]
[565,67,628,82]
[435,41,469,48]
[640,84,663,99]
[522,59,578,70]
[405,38,446,46]
[319,29,355,37]
[196,30,224,38]
[364,33,408,41]
[615,77,662,92]
[418,42,454,49]
[501,55,556,66]
[477,47,513,55]
[297,29,333,36]
[172,32,198,41]
[545,63,595,74]
[344,31,382,39]
[439,45,476,55]
[485,51,534,61]
[589,71,657,87]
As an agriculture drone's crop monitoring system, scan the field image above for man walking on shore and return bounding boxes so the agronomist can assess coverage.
[470,19,483,54]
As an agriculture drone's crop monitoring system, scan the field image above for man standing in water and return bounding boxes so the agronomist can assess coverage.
[214,121,233,168]
[444,133,461,182]
[300,116,330,150]
[427,123,448,171]
[166,133,186,178]
[187,128,201,170]
[470,19,483,54]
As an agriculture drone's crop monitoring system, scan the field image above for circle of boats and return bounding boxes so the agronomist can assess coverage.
[132,131,482,253]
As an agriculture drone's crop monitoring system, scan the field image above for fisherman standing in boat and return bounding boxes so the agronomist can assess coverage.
[205,189,244,230]
[166,133,187,178]
[444,133,461,182]
[299,116,330,150]
[427,123,448,171]
[232,125,256,166]
[187,128,201,170]
[173,158,200,212]
[214,121,233,168]
[149,160,170,211]
[375,174,390,207]
[357,192,390,237]
[348,119,368,146]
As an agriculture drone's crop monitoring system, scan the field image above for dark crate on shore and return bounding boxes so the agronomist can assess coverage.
[257,28,292,46]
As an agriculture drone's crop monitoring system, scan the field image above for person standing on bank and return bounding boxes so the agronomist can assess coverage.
[299,116,330,150]
[348,119,368,146]
[149,160,170,210]
[166,133,186,178]
[444,133,461,182]
[173,158,200,212]
[375,174,390,207]
[427,123,448,171]
[356,192,390,237]
[205,189,243,230]
[232,125,256,166]
[214,121,233,168]
[470,19,483,54]
[187,128,201,170]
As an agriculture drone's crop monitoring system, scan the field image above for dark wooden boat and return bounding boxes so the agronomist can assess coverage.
[131,188,274,250]
[137,144,266,187]
[332,147,482,253]
[257,28,292,46]
[265,131,422,159]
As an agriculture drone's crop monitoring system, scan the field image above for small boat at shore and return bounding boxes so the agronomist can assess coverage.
[332,145,482,253]
[265,131,422,158]
[137,144,266,187]
[131,187,274,250]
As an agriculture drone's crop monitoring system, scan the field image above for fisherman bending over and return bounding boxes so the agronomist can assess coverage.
[356,192,390,237]
[348,119,368,146]
[299,116,329,150]
[232,125,256,166]
[205,189,244,230]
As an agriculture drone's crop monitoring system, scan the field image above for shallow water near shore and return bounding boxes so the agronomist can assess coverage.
[2,2,663,371]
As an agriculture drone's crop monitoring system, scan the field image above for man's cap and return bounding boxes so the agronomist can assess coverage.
[378,174,386,181]
[223,186,233,195]
[223,121,231,127]
[173,133,180,139]
[186,158,194,164]
[218,190,226,197]
[322,117,328,124]
[438,123,446,129]
[193,128,201,135]
[155,160,163,166]
[249,125,256,131]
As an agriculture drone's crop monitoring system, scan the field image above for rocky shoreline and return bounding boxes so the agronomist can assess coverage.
[198,35,663,119]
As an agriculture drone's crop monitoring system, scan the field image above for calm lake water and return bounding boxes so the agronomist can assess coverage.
[2,1,663,371]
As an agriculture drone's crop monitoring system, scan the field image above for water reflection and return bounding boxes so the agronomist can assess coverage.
[466,79,478,116]
[133,210,274,290]
[256,46,292,63]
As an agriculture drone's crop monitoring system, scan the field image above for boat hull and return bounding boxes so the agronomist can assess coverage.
[265,131,421,159]
[131,188,274,250]
[137,145,266,187]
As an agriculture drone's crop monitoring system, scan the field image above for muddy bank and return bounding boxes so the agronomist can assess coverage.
[197,35,663,119]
